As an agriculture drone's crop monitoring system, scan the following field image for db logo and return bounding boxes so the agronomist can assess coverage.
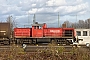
[50,30,60,33]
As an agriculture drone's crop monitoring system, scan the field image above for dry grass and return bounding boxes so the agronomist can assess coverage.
[0,44,90,60]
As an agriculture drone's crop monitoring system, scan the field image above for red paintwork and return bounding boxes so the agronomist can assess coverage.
[14,28,31,37]
[14,23,75,38]
[43,28,62,37]
[43,23,47,28]
[32,26,43,37]
[62,28,75,36]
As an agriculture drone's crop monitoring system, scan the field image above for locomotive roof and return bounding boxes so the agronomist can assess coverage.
[31,23,44,26]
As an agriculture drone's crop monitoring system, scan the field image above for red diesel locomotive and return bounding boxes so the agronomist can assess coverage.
[14,22,76,45]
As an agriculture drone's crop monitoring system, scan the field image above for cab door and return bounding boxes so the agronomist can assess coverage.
[32,26,43,37]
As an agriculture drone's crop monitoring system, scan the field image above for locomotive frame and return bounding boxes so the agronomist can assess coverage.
[14,23,76,45]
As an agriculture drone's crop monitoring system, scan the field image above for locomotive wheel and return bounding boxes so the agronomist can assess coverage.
[16,39,22,44]
[4,40,10,45]
[51,39,57,44]
[28,40,32,44]
[33,39,37,44]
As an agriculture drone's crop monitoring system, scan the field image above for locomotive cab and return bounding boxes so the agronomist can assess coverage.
[31,22,46,37]
[31,22,49,44]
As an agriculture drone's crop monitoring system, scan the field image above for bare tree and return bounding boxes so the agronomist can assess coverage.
[63,18,90,29]
[7,16,17,30]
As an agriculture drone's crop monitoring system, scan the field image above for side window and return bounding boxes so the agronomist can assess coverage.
[83,31,87,36]
[76,31,81,36]
[34,26,36,29]
[34,26,42,29]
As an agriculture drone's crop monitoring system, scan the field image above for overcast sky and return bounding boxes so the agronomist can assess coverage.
[0,0,90,27]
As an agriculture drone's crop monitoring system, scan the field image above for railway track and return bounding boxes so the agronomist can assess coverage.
[0,44,90,52]
[25,45,90,52]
